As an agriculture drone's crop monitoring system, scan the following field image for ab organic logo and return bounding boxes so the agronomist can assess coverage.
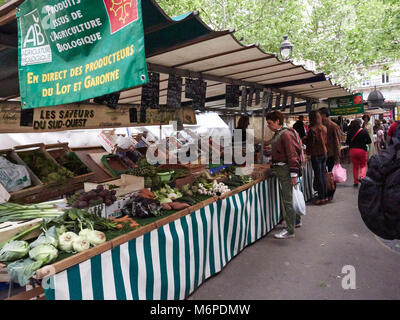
[20,9,52,66]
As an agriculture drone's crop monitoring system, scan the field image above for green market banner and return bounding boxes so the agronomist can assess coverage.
[17,0,148,109]
[328,93,364,116]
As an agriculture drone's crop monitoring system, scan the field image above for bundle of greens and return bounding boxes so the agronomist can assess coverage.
[0,200,64,224]
[130,158,157,177]
[55,152,91,175]
[46,208,119,234]
[224,174,253,188]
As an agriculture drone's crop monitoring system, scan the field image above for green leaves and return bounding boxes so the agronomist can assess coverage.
[156,0,400,89]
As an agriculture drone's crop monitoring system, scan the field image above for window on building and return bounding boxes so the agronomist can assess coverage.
[362,78,370,86]
[382,66,390,84]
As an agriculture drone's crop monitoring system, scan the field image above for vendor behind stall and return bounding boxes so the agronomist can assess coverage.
[114,136,142,168]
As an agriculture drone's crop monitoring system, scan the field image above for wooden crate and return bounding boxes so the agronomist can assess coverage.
[0,148,44,202]
[0,218,42,243]
[12,144,86,204]
[101,154,131,177]
[44,143,95,184]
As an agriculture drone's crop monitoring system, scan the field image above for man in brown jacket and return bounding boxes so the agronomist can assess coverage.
[266,111,302,239]
[319,107,342,200]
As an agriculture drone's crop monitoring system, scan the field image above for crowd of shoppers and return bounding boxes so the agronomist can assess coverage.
[267,108,397,240]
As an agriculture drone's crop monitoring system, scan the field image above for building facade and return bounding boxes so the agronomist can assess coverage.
[356,60,400,120]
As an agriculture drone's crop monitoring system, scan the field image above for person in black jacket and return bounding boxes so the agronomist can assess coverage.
[293,115,306,140]
[346,119,372,187]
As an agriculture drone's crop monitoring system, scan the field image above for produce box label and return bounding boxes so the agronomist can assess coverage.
[328,93,364,116]
[17,0,148,109]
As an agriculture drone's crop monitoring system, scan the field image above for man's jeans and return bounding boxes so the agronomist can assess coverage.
[311,155,328,200]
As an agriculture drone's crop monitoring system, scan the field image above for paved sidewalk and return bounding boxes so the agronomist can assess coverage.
[188,165,400,300]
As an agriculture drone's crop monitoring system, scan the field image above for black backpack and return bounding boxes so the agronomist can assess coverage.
[358,137,400,240]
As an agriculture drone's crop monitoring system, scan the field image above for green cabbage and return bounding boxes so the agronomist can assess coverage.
[0,240,29,262]
[29,244,58,265]
[30,226,58,249]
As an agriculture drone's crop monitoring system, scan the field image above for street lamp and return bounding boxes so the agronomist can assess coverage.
[279,35,294,61]
[367,87,385,108]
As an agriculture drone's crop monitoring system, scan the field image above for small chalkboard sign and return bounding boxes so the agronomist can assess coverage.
[247,87,254,107]
[185,78,196,100]
[129,108,138,123]
[255,89,261,105]
[192,80,207,111]
[275,94,281,109]
[140,107,147,123]
[290,95,295,113]
[167,75,183,108]
[267,92,273,111]
[141,72,160,109]
[226,85,240,108]
[241,87,247,111]
[306,99,312,113]
[20,108,34,127]
[281,93,288,111]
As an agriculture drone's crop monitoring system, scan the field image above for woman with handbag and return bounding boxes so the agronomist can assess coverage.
[305,111,328,205]
[346,119,372,187]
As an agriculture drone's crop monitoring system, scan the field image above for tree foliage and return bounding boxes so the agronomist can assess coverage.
[157,0,400,89]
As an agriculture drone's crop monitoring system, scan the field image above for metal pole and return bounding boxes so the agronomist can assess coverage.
[260,89,270,164]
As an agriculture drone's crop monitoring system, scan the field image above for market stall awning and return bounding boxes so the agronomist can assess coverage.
[0,0,352,111]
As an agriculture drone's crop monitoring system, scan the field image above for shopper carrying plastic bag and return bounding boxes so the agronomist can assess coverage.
[292,183,306,216]
[333,163,347,183]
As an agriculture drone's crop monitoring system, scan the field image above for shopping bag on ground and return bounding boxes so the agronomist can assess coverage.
[333,163,347,183]
[292,184,306,216]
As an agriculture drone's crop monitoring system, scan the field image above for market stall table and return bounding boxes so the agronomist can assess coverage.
[2,157,314,300]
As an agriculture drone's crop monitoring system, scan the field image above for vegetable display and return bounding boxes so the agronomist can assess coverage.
[130,158,157,177]
[224,174,253,188]
[19,151,74,184]
[153,184,183,203]
[129,195,162,218]
[29,244,58,265]
[68,184,117,209]
[72,237,90,253]
[58,232,78,252]
[29,226,58,249]
[197,180,231,197]
[55,152,91,175]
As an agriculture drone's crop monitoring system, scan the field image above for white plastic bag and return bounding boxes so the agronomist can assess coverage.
[0,157,31,193]
[292,184,306,216]
[333,163,347,183]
